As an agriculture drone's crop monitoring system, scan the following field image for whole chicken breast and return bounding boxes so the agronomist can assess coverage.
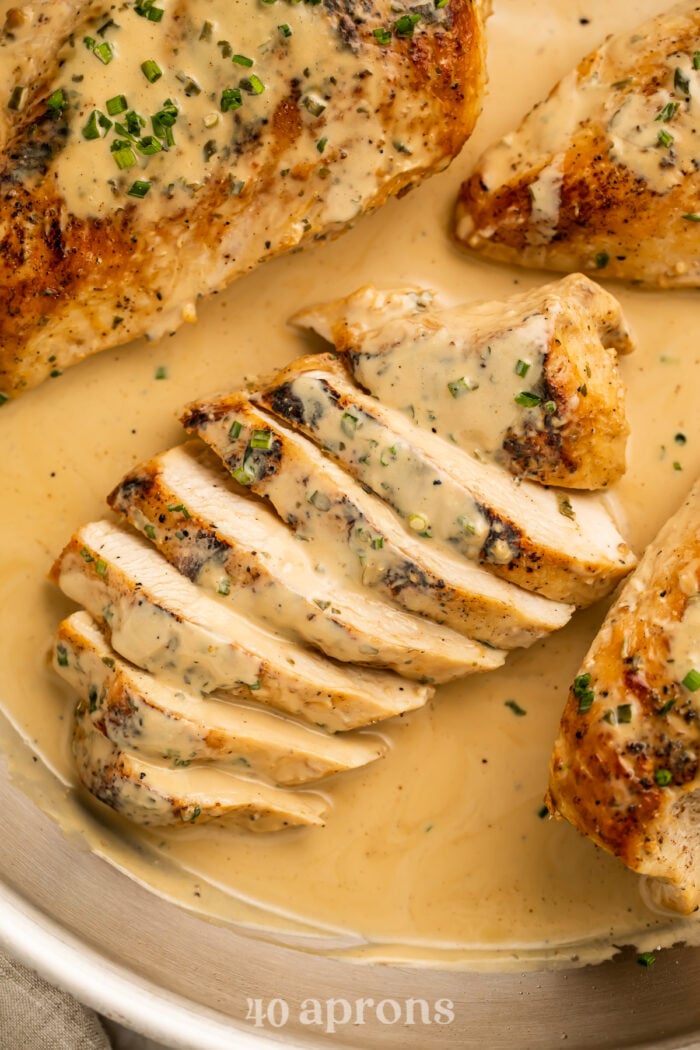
[547,478,700,914]
[0,0,487,401]
[455,1,700,287]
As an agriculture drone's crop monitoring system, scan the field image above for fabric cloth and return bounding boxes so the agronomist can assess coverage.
[0,949,170,1050]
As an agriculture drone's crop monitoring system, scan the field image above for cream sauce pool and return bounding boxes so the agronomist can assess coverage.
[1,0,700,970]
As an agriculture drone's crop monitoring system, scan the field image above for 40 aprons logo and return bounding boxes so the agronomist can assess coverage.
[246,996,455,1033]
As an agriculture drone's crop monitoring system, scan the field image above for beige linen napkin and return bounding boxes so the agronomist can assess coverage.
[0,949,171,1050]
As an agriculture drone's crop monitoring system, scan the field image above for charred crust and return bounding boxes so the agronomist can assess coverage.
[107,472,154,511]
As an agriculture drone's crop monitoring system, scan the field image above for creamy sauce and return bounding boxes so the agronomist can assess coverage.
[671,596,700,692]
[477,3,700,202]
[19,0,441,222]
[1,0,700,971]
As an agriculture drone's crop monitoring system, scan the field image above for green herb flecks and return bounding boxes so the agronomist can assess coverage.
[505,699,527,717]
[573,673,594,713]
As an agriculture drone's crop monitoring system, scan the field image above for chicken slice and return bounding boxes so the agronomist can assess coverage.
[258,355,636,605]
[293,274,634,489]
[55,611,386,786]
[0,0,487,400]
[182,393,573,648]
[454,2,700,287]
[50,521,430,732]
[547,478,700,914]
[73,704,326,830]
[108,441,499,683]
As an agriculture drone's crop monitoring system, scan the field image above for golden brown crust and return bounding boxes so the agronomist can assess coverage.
[547,479,700,910]
[0,0,487,400]
[455,2,700,287]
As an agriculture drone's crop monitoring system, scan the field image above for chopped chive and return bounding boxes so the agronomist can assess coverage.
[457,514,476,535]
[82,110,105,140]
[47,89,66,111]
[176,73,201,96]
[515,391,542,407]
[135,0,164,21]
[514,359,531,378]
[302,93,326,116]
[657,128,674,148]
[616,703,633,724]
[543,400,557,414]
[95,559,108,577]
[229,176,245,196]
[505,699,527,717]
[317,136,328,153]
[106,94,128,115]
[232,463,256,486]
[558,495,575,520]
[278,23,292,38]
[308,490,331,511]
[221,87,242,112]
[228,419,242,441]
[658,698,675,716]
[594,251,609,269]
[144,524,156,540]
[654,768,673,787]
[8,85,28,111]
[371,534,384,549]
[80,548,95,563]
[56,644,69,667]
[394,13,421,37]
[199,20,213,40]
[637,952,656,967]
[674,67,690,95]
[141,59,163,83]
[250,429,273,450]
[682,668,700,691]
[408,512,429,533]
[573,673,594,713]
[447,376,476,398]
[373,27,392,45]
[655,100,679,122]
[137,135,163,155]
[682,213,700,222]
[167,502,191,517]
[240,74,265,95]
[112,146,136,170]
[694,51,700,70]
[232,54,253,67]
[154,365,168,379]
[127,180,152,198]
[341,411,359,436]
[92,41,114,64]
[218,578,231,596]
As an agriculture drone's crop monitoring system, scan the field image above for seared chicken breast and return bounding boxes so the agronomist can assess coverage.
[73,703,327,829]
[547,478,700,914]
[0,0,487,400]
[258,355,637,605]
[51,520,431,731]
[183,392,574,648]
[294,274,634,489]
[55,611,386,785]
[455,1,700,287]
[108,441,502,683]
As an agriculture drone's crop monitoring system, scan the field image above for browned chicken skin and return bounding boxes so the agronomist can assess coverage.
[455,2,700,287]
[0,0,487,400]
[548,478,700,914]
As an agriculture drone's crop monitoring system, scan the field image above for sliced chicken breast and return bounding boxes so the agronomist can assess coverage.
[51,521,431,732]
[547,478,700,914]
[455,2,700,287]
[73,704,326,830]
[182,393,573,648]
[0,0,487,400]
[293,274,634,489]
[258,355,636,605]
[108,441,500,683]
[55,611,386,785]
